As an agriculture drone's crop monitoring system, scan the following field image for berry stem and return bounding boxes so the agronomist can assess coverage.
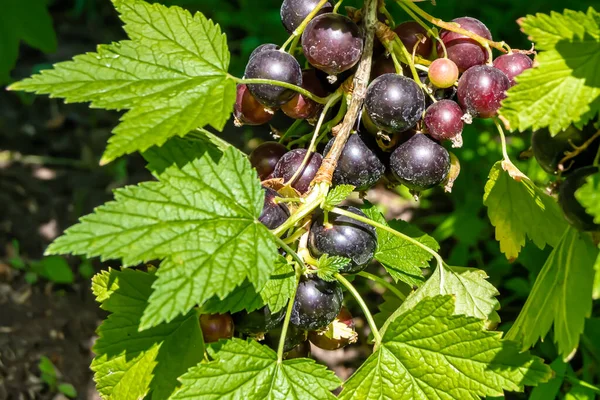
[281,0,331,50]
[236,77,330,104]
[330,206,444,270]
[334,272,382,345]
[395,2,446,58]
[333,0,344,13]
[558,129,600,171]
[358,271,407,300]
[493,118,527,179]
[278,119,305,143]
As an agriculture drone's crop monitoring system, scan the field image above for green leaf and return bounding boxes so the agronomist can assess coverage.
[30,256,74,284]
[91,269,204,400]
[47,147,278,329]
[594,253,600,300]
[339,296,551,400]
[506,227,598,360]
[397,264,500,325]
[9,0,235,163]
[171,338,340,399]
[143,136,223,176]
[373,288,404,328]
[259,256,296,312]
[530,358,567,400]
[38,356,57,387]
[323,185,355,209]
[0,0,56,83]
[362,202,439,286]
[483,161,567,260]
[499,8,600,134]
[576,172,600,224]
[314,254,350,282]
[200,280,265,314]
[58,383,77,398]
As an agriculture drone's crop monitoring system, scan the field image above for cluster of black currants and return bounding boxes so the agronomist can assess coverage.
[531,124,600,232]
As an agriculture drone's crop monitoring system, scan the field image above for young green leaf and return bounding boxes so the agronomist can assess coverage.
[575,172,600,224]
[0,0,56,83]
[47,147,279,329]
[9,0,235,163]
[340,296,551,400]
[91,268,204,400]
[323,185,355,209]
[314,254,350,281]
[506,227,598,360]
[171,338,340,399]
[499,8,600,134]
[362,202,439,286]
[397,265,501,325]
[484,161,567,260]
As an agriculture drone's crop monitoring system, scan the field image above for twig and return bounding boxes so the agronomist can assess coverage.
[559,129,600,172]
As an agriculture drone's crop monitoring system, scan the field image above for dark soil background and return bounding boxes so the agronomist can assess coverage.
[1,0,598,399]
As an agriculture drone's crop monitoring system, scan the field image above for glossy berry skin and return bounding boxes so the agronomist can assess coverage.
[280,0,333,34]
[245,50,302,108]
[559,166,600,232]
[302,13,363,75]
[234,84,273,126]
[273,149,323,194]
[232,306,285,334]
[324,134,385,191]
[493,53,533,86]
[308,307,355,350]
[394,21,432,58]
[438,17,492,72]
[249,141,287,180]
[532,126,600,175]
[282,69,327,120]
[457,65,510,118]
[390,134,451,192]
[370,54,396,81]
[259,187,290,229]
[309,206,377,273]
[249,43,280,60]
[365,73,426,133]
[428,58,459,89]
[199,314,234,343]
[290,276,343,331]
[285,341,311,359]
[424,100,464,143]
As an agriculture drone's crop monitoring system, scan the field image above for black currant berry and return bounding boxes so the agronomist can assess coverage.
[234,84,274,126]
[308,206,377,273]
[249,141,288,180]
[199,313,234,343]
[282,69,327,120]
[250,43,280,60]
[559,166,600,232]
[365,73,425,133]
[457,65,510,118]
[273,149,323,194]
[280,0,333,34]
[232,306,285,334]
[265,324,307,353]
[389,134,451,192]
[424,99,464,146]
[428,58,459,89]
[438,17,492,72]
[308,306,356,350]
[302,13,363,76]
[394,21,432,58]
[245,50,302,108]
[370,54,396,81]
[532,126,600,175]
[259,187,290,229]
[284,340,311,359]
[493,53,533,86]
[290,275,343,331]
[323,134,385,191]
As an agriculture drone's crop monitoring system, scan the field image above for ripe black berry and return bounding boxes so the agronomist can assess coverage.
[249,141,288,180]
[232,306,285,334]
[290,275,343,331]
[324,134,385,191]
[558,166,600,232]
[302,13,363,75]
[438,17,492,72]
[532,126,600,175]
[280,0,333,34]
[249,43,280,60]
[234,84,273,126]
[457,65,510,118]
[308,206,377,274]
[394,21,432,58]
[365,73,425,133]
[199,313,234,343]
[424,100,464,145]
[493,53,533,86]
[389,134,451,192]
[259,187,290,229]
[273,149,323,194]
[245,50,302,108]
